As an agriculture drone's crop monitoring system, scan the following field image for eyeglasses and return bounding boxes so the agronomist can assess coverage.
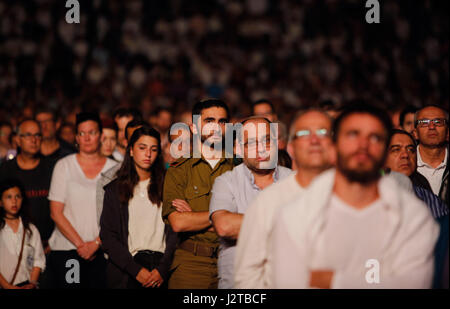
[295,128,330,139]
[19,133,42,140]
[244,136,273,150]
[78,130,99,137]
[415,118,448,128]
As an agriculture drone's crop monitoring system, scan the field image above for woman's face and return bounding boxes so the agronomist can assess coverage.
[1,187,23,217]
[130,135,159,171]
[100,128,118,157]
[76,120,101,154]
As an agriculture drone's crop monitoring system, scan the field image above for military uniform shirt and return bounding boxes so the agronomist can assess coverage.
[162,156,235,244]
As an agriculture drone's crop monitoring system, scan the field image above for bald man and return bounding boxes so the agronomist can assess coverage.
[209,117,292,288]
[0,119,55,248]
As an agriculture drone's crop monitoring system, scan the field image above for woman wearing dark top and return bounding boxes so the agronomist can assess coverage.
[100,126,177,289]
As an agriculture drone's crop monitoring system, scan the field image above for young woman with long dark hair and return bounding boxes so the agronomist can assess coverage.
[0,179,45,289]
[100,126,177,289]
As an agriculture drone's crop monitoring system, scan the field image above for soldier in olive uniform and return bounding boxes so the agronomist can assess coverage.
[162,99,234,289]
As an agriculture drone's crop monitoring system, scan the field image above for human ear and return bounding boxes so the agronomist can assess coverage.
[191,123,199,135]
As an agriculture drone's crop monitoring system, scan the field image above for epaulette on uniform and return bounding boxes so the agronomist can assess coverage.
[169,157,190,168]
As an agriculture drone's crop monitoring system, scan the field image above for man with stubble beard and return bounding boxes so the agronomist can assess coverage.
[162,99,235,289]
[270,104,439,289]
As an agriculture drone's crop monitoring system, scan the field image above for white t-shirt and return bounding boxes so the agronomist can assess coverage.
[0,220,45,286]
[128,179,166,256]
[318,195,389,274]
[205,158,220,170]
[48,154,117,251]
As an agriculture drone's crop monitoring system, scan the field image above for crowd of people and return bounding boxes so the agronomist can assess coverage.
[0,99,448,289]
[0,0,448,130]
[0,0,448,291]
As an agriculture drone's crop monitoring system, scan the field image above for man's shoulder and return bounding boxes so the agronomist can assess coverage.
[101,162,121,182]
[213,163,244,184]
[0,157,16,170]
[104,178,119,192]
[169,157,191,169]
[277,166,294,178]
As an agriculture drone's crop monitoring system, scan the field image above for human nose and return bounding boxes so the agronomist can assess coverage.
[309,133,320,144]
[358,136,370,149]
[399,147,409,159]
[428,121,436,129]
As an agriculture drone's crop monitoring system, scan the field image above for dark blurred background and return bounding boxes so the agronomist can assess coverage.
[0,0,448,127]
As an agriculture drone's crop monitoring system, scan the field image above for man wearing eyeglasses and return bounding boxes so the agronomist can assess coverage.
[413,105,449,205]
[209,117,292,288]
[234,109,335,288]
[270,104,439,288]
[0,119,55,253]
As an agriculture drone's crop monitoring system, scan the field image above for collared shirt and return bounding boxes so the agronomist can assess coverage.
[162,156,235,244]
[234,172,304,289]
[209,164,293,288]
[417,146,448,195]
[0,220,46,286]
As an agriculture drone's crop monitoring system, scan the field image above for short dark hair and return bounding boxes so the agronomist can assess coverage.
[399,106,418,127]
[192,99,230,121]
[390,129,417,147]
[252,99,275,114]
[124,120,150,140]
[34,107,57,121]
[101,118,118,132]
[319,99,338,111]
[154,106,172,116]
[113,107,143,122]
[75,112,102,134]
[332,101,393,145]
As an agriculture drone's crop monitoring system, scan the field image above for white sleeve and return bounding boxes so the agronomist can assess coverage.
[270,209,309,289]
[30,225,46,272]
[234,195,268,288]
[209,174,237,217]
[48,159,67,203]
[332,200,439,289]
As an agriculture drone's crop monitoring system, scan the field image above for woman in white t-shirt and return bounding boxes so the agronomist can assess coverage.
[47,112,117,288]
[100,126,177,289]
[0,179,45,289]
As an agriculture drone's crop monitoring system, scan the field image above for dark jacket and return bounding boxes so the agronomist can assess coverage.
[410,171,433,192]
[416,146,449,207]
[100,179,178,289]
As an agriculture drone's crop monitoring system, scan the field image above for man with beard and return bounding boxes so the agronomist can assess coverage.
[162,99,235,289]
[208,117,292,288]
[270,104,439,288]
[413,105,449,205]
